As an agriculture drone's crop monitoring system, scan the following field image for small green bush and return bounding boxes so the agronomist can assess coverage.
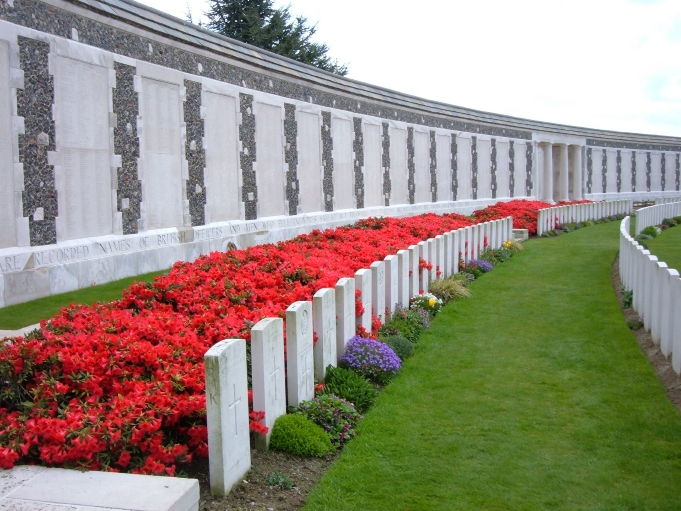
[622,289,633,309]
[429,278,471,303]
[295,394,362,447]
[269,414,333,457]
[641,226,659,238]
[383,335,415,361]
[627,318,644,330]
[321,365,378,413]
[379,306,425,342]
[266,471,293,490]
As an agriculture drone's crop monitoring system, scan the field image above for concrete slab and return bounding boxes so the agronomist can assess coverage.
[0,467,199,511]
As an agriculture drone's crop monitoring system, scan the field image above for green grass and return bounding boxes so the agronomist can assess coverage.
[305,221,681,510]
[645,225,681,273]
[0,270,166,329]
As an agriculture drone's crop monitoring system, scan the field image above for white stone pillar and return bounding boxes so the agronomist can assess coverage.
[355,269,372,332]
[408,245,419,299]
[384,254,399,316]
[643,255,658,333]
[418,241,428,292]
[397,249,410,308]
[452,230,460,274]
[660,268,678,358]
[286,301,314,407]
[436,235,445,279]
[671,275,681,375]
[651,262,667,346]
[558,144,569,202]
[570,145,583,200]
[427,238,437,283]
[335,277,355,359]
[542,142,554,203]
[371,260,386,322]
[205,338,251,496]
[443,232,452,278]
[251,318,286,450]
[313,288,336,380]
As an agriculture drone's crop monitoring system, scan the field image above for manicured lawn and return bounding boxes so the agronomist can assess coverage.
[645,225,681,273]
[0,270,166,330]
[305,221,681,510]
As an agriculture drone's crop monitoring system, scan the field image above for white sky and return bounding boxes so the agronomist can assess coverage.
[136,0,681,138]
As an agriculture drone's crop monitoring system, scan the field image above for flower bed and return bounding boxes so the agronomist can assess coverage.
[0,213,478,474]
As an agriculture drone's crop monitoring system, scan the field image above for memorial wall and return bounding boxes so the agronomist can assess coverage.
[0,0,680,307]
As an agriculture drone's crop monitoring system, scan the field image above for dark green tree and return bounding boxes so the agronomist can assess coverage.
[205,0,348,75]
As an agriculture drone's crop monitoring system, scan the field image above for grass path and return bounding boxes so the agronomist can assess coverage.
[0,270,165,329]
[645,225,681,273]
[305,221,681,510]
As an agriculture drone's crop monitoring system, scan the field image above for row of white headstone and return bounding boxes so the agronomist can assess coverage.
[536,200,633,236]
[635,201,681,235]
[655,196,681,206]
[203,216,514,496]
[619,210,681,379]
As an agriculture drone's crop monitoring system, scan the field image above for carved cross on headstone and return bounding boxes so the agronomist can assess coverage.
[228,383,240,433]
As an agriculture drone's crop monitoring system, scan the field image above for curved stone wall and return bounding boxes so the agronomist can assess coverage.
[0,0,680,306]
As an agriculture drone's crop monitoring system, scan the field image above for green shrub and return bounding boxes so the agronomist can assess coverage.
[627,318,644,330]
[429,278,471,303]
[478,248,498,266]
[622,289,633,309]
[379,306,425,343]
[269,414,333,457]
[266,471,293,490]
[383,335,415,361]
[321,365,378,413]
[294,394,362,447]
[641,226,659,238]
[662,218,678,228]
[492,247,512,262]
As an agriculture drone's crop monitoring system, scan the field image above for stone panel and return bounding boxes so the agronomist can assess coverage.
[496,140,509,200]
[620,150,633,193]
[514,141,527,198]
[413,130,430,204]
[381,122,390,205]
[332,117,354,210]
[239,93,256,219]
[297,111,323,213]
[436,133,451,202]
[204,91,239,222]
[635,151,647,192]
[363,123,383,208]
[184,80,206,226]
[352,117,364,208]
[284,103,298,215]
[606,148,617,193]
[0,40,15,249]
[650,152,662,192]
[321,111,333,211]
[389,127,408,205]
[457,137,472,200]
[476,138,491,199]
[254,102,286,218]
[451,134,458,200]
[471,136,478,199]
[525,142,533,196]
[490,138,498,199]
[429,131,437,202]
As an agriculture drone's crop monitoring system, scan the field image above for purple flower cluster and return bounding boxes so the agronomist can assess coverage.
[339,336,402,383]
[468,259,493,273]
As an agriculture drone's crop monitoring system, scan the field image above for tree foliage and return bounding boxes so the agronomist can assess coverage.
[205,0,348,75]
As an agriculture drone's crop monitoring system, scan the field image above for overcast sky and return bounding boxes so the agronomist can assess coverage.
[136,0,681,138]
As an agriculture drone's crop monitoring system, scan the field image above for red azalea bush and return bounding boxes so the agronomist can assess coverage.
[473,199,590,236]
[0,213,476,474]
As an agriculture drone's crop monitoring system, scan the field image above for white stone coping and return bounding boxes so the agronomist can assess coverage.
[0,466,199,511]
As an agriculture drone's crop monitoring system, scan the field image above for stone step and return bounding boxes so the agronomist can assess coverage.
[0,466,199,511]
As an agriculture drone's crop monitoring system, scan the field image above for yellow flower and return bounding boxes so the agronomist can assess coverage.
[429,298,436,307]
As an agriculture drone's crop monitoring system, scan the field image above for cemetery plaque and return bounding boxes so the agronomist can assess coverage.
[333,117,354,210]
[204,92,239,222]
[414,131,430,204]
[297,111,323,213]
[363,123,383,208]
[0,41,15,249]
[141,77,183,229]
[56,56,112,240]
[389,127,408,205]
[254,102,286,218]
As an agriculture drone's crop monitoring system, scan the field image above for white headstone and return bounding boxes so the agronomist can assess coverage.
[397,249,410,308]
[332,117,354,210]
[414,130,430,204]
[452,230,460,274]
[335,277,355,358]
[371,260,386,322]
[285,301,314,407]
[363,123,383,208]
[313,288,337,380]
[418,241,428,292]
[427,238,437,283]
[296,111,323,213]
[251,317,286,450]
[435,235,444,279]
[56,56,113,240]
[141,78,183,230]
[384,254,399,315]
[355,268,372,331]
[204,92,239,222]
[0,41,16,249]
[254,102,286,217]
[660,269,679,358]
[443,232,452,278]
[204,339,250,496]
[651,262,667,346]
[389,127,408,205]
[671,275,681,375]
[408,245,419,299]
